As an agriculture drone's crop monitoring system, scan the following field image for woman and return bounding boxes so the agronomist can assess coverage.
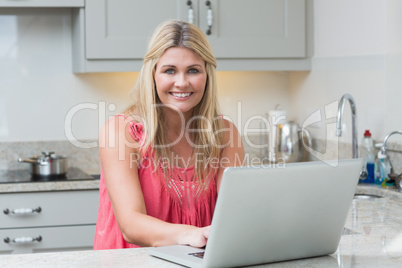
[94,19,244,250]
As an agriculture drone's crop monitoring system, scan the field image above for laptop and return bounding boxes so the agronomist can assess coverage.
[148,158,363,268]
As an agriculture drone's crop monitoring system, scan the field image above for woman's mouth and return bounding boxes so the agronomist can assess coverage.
[170,92,193,98]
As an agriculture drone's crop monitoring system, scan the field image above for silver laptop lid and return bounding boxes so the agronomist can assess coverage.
[202,159,362,268]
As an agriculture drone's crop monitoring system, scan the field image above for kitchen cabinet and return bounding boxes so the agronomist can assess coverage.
[85,0,305,60]
[195,0,306,59]
[72,0,312,72]
[0,0,84,7]
[85,0,184,60]
[0,190,98,254]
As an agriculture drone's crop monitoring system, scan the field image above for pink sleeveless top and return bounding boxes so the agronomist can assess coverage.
[93,116,218,250]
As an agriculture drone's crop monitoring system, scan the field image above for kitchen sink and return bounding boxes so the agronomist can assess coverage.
[353,194,383,200]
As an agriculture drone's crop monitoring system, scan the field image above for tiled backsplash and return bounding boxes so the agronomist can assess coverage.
[2,138,402,176]
[245,135,402,174]
[312,139,402,174]
[0,140,100,175]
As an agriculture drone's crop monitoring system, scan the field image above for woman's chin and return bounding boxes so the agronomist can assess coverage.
[161,105,194,117]
[177,107,195,117]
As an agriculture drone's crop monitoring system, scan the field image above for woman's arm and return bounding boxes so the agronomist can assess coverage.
[216,119,245,193]
[99,116,209,247]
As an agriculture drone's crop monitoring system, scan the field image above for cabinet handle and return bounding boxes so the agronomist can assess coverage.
[4,236,42,244]
[187,1,194,24]
[3,207,42,215]
[205,1,213,35]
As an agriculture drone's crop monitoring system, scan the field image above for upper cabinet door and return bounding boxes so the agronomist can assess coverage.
[74,0,310,72]
[85,0,185,59]
[198,0,306,58]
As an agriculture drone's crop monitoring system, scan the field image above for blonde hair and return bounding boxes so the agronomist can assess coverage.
[127,19,224,182]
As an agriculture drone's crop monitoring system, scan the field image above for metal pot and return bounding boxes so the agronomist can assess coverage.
[18,151,68,176]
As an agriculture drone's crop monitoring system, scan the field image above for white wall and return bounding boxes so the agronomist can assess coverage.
[217,71,290,130]
[5,1,400,151]
[0,9,137,142]
[314,0,386,57]
[0,8,289,143]
[385,0,402,139]
[289,0,402,147]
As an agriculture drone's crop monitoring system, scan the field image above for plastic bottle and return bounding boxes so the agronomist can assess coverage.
[360,130,375,183]
[374,151,392,186]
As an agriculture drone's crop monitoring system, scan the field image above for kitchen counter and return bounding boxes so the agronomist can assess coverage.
[0,170,100,193]
[0,185,401,267]
[0,179,100,193]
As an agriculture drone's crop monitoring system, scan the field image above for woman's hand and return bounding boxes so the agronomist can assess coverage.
[180,225,211,248]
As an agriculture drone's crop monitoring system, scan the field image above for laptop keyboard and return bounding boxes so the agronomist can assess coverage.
[188,251,205,259]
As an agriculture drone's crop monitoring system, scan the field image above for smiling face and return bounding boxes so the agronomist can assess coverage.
[154,47,207,118]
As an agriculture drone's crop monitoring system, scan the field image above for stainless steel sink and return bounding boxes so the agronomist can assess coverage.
[353,194,383,200]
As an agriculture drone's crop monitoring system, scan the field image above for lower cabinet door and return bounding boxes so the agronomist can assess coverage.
[0,190,99,229]
[0,225,95,254]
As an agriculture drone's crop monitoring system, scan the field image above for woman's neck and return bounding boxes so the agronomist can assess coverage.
[162,108,193,134]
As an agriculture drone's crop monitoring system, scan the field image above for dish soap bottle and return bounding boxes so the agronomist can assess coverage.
[374,151,392,186]
[360,130,375,183]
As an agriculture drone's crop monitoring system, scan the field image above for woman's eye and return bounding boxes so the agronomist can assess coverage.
[165,69,175,74]
[188,68,199,74]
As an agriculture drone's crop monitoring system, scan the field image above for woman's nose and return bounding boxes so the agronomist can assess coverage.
[174,74,189,88]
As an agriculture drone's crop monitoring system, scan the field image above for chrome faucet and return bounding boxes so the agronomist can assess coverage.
[380,131,402,155]
[336,94,358,158]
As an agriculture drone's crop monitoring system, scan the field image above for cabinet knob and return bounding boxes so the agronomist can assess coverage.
[205,1,213,35]
[4,236,42,244]
[187,0,194,24]
[3,207,42,215]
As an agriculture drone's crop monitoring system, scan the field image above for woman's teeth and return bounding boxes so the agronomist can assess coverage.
[171,92,191,98]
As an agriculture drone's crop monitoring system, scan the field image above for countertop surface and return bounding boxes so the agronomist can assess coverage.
[1,185,402,267]
[0,170,100,193]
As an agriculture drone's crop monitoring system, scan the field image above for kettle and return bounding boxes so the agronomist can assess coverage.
[273,122,312,163]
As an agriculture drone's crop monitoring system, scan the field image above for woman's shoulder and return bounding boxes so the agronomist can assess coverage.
[100,111,145,146]
[221,117,235,128]
[220,118,241,135]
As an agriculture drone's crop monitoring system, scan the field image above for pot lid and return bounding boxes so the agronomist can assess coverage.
[37,151,66,160]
